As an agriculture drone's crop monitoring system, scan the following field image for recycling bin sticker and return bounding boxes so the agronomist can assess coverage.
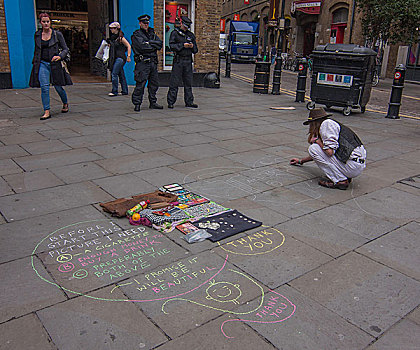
[317,72,353,87]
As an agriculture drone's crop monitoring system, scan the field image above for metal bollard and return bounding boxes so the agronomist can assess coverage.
[253,61,271,94]
[295,58,308,102]
[386,64,406,119]
[271,54,282,95]
[225,52,232,78]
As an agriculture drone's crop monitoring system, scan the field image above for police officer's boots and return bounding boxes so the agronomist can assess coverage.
[134,105,141,112]
[149,103,163,109]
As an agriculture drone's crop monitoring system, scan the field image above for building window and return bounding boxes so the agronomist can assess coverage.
[163,0,195,70]
[330,8,348,44]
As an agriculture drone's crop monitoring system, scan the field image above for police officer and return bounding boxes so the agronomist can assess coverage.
[131,14,163,112]
[167,16,198,109]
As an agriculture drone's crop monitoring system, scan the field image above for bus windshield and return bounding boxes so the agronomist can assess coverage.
[233,33,258,46]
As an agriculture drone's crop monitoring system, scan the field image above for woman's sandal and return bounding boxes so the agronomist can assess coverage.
[40,111,51,120]
[61,103,69,113]
[318,179,349,190]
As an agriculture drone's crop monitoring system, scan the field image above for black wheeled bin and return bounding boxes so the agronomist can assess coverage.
[307,44,377,115]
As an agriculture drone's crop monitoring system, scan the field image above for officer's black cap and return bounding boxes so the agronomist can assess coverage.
[181,16,192,27]
[138,14,151,23]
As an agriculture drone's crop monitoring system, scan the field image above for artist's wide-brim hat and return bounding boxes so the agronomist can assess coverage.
[303,107,332,125]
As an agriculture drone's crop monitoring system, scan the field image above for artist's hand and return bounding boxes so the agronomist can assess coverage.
[51,55,61,62]
[126,56,131,62]
[290,158,301,166]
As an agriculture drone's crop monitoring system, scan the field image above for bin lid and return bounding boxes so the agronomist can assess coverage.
[313,44,377,56]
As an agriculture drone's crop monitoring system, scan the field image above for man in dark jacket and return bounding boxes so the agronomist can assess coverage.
[167,16,198,109]
[131,14,163,112]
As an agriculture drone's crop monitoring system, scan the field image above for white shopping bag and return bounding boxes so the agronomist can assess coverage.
[95,40,109,62]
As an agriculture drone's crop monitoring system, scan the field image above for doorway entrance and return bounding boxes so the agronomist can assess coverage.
[35,0,112,82]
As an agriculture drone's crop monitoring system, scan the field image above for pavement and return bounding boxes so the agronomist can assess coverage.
[0,75,419,350]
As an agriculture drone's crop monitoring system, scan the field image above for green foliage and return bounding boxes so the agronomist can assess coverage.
[356,0,420,45]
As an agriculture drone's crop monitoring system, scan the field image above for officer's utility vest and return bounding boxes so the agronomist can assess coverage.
[332,119,363,163]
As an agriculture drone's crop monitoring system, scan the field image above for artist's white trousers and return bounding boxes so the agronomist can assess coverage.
[308,144,366,183]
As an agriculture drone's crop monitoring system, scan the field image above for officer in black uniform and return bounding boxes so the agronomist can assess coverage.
[131,14,163,112]
[167,16,198,109]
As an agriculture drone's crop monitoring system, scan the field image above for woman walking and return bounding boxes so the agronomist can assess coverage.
[29,13,72,120]
[108,22,131,96]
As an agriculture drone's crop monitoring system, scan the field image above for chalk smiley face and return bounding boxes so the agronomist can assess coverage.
[205,280,242,305]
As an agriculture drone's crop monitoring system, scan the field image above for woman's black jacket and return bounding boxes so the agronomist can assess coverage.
[29,29,72,87]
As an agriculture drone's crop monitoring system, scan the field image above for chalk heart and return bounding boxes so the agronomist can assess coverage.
[218,226,285,255]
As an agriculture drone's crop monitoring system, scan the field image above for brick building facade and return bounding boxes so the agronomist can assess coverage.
[221,0,416,79]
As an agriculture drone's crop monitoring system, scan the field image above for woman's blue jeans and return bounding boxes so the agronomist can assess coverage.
[39,61,68,111]
[111,58,128,95]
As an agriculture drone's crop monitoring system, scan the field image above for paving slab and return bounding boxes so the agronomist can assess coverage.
[203,128,253,141]
[290,252,420,336]
[343,187,420,224]
[0,206,110,263]
[277,214,369,258]
[366,319,420,350]
[224,149,285,168]
[38,128,81,139]
[2,169,64,193]
[317,203,402,240]
[88,142,140,158]
[133,166,192,187]
[61,132,132,148]
[50,162,112,184]
[170,156,247,181]
[240,285,374,350]
[0,144,29,159]
[0,256,67,323]
[163,133,218,146]
[13,148,103,171]
[0,159,23,176]
[37,287,167,350]
[122,251,265,339]
[93,174,156,198]
[0,314,55,350]
[407,306,420,325]
[121,127,183,140]
[250,187,329,219]
[20,139,71,155]
[0,132,47,145]
[212,138,269,153]
[125,137,178,152]
[163,143,232,162]
[0,181,113,221]
[214,227,332,288]
[0,176,13,196]
[356,222,420,280]
[156,315,276,350]
[95,151,181,175]
[38,227,188,296]
[69,123,132,135]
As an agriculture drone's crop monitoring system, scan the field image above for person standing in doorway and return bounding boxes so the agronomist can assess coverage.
[107,21,131,96]
[167,16,198,109]
[131,14,163,112]
[29,13,72,120]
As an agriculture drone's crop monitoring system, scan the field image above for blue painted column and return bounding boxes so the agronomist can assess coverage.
[4,0,36,88]
[119,0,154,86]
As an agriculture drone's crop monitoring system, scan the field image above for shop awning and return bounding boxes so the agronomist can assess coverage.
[291,0,322,15]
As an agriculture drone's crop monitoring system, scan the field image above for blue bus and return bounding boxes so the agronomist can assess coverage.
[228,21,259,62]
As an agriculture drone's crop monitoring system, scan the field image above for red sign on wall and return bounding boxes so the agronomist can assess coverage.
[244,0,250,4]
[233,14,240,21]
[220,19,226,32]
[291,1,322,15]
